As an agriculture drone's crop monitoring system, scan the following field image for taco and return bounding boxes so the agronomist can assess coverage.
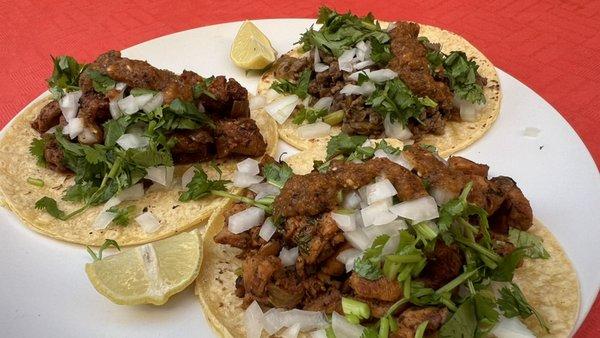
[196,136,579,337]
[256,7,500,157]
[0,51,277,246]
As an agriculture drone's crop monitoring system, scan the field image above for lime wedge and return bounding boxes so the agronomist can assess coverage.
[85,231,201,305]
[231,20,276,70]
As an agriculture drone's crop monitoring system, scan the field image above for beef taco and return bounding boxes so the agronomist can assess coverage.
[196,136,578,337]
[256,7,500,157]
[0,51,277,246]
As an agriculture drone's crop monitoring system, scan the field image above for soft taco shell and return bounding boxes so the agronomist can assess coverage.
[0,95,278,246]
[196,199,579,338]
[258,23,501,157]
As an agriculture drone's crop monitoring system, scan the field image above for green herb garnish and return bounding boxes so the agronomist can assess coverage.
[47,55,85,100]
[86,239,121,261]
[270,69,311,99]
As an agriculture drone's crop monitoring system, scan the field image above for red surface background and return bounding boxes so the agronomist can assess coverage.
[1,0,598,336]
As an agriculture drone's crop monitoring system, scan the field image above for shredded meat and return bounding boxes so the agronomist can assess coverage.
[391,307,449,338]
[31,101,61,133]
[341,96,385,137]
[214,118,267,158]
[272,55,310,81]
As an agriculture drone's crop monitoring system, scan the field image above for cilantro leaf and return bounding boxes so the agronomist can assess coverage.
[102,117,130,147]
[86,239,121,261]
[107,205,136,226]
[263,162,294,189]
[193,77,216,100]
[292,107,328,124]
[47,55,85,100]
[498,283,549,332]
[439,297,477,338]
[426,50,485,104]
[326,133,367,160]
[179,168,230,202]
[270,69,311,99]
[491,248,526,282]
[29,138,47,167]
[508,228,550,259]
[62,181,98,203]
[374,139,402,155]
[353,235,389,280]
[35,197,67,220]
[369,37,393,66]
[87,70,116,94]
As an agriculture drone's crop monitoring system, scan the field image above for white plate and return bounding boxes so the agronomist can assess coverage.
[1,19,598,337]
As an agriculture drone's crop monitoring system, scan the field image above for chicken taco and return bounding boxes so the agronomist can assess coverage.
[196,136,578,337]
[255,7,500,157]
[0,51,277,246]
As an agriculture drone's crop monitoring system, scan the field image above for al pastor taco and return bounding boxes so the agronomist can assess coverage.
[196,136,578,337]
[0,51,277,246]
[256,7,500,157]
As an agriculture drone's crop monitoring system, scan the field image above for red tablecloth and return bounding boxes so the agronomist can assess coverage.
[1,0,598,336]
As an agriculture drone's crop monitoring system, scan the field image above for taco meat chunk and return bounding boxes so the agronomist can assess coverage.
[214,118,267,158]
[200,76,250,118]
[272,55,310,81]
[418,240,463,289]
[170,129,214,164]
[392,307,449,338]
[43,136,70,173]
[31,101,62,133]
[349,273,403,302]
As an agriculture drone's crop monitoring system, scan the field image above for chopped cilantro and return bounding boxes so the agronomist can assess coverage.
[270,69,311,99]
[47,55,85,100]
[86,239,120,261]
[498,282,549,332]
[87,70,116,94]
[107,205,136,226]
[179,168,230,202]
[29,138,47,167]
[427,50,485,104]
[292,107,328,124]
[326,133,367,160]
[263,161,294,189]
[508,228,550,259]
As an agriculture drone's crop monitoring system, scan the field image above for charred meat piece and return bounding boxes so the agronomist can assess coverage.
[303,288,343,314]
[391,307,449,338]
[448,156,489,177]
[349,273,403,302]
[489,176,533,233]
[43,137,70,173]
[200,76,250,118]
[79,50,121,93]
[272,55,310,81]
[169,129,214,164]
[388,22,457,118]
[214,118,266,159]
[31,101,62,134]
[301,213,344,265]
[77,91,111,144]
[242,254,282,298]
[274,172,340,218]
[419,241,463,289]
[308,61,345,98]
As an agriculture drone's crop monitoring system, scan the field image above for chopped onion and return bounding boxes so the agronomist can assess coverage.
[228,207,265,234]
[302,95,311,108]
[384,115,413,140]
[263,307,284,334]
[314,63,329,72]
[331,212,357,232]
[386,22,397,31]
[281,323,301,338]
[117,95,139,115]
[313,96,333,111]
[361,199,395,227]
[279,247,299,266]
[116,133,149,150]
[259,218,276,241]
[389,196,439,223]
[144,166,174,187]
[265,95,299,124]
[365,178,397,205]
[134,93,153,108]
[244,301,264,338]
[342,191,362,209]
[92,211,117,230]
[491,317,535,338]
[109,99,122,119]
[454,96,484,122]
[382,234,400,255]
[102,196,122,211]
[45,126,57,135]
[117,183,144,201]
[237,158,260,175]
[249,95,267,110]
[364,219,407,240]
[233,172,264,188]
[135,211,161,233]
[430,187,454,206]
[142,92,164,113]
[181,166,197,188]
[348,69,371,82]
[266,88,282,103]
[355,41,371,61]
[59,91,82,121]
[344,228,371,251]
[338,48,357,72]
[281,309,328,331]
[78,127,99,144]
[298,122,331,139]
[368,69,398,83]
[310,329,328,338]
[353,60,374,70]
[340,81,376,96]
[62,117,84,139]
[332,312,365,338]
[337,248,362,272]
[523,127,540,138]
[249,182,281,200]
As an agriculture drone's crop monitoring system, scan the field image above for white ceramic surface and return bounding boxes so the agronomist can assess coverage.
[0,19,598,338]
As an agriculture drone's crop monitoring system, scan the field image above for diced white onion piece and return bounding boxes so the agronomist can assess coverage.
[361,199,395,227]
[62,117,84,139]
[244,301,264,338]
[364,219,407,240]
[115,82,126,91]
[102,196,122,211]
[340,81,376,96]
[109,99,122,119]
[144,166,174,187]
[237,158,260,175]
[386,22,397,31]
[117,183,144,201]
[181,166,197,188]
[78,127,99,144]
[259,218,276,242]
[302,95,311,108]
[523,127,540,138]
[281,323,301,338]
[135,211,161,233]
[331,212,357,232]
[430,187,454,206]
[314,63,329,72]
[279,247,299,266]
[454,96,484,122]
[249,182,281,200]
[355,41,371,61]
[263,308,284,335]
[388,152,414,170]
[233,172,264,188]
[117,95,139,115]
[389,196,439,223]
[59,90,82,121]
[298,122,331,139]
[332,312,365,338]
[384,115,413,140]
[116,133,149,150]
[367,69,398,83]
[265,95,299,124]
[92,211,117,230]
[337,248,362,272]
[365,178,397,205]
[491,317,536,338]
[348,69,371,82]
[266,89,282,103]
[134,93,153,108]
[338,48,357,72]
[45,126,57,135]
[382,234,400,255]
[353,60,374,70]
[373,149,388,158]
[142,92,164,113]
[313,96,333,111]
[342,191,362,210]
[313,47,321,64]
[310,329,328,338]
[228,207,265,234]
[249,95,267,110]
[281,309,329,331]
[344,228,371,251]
